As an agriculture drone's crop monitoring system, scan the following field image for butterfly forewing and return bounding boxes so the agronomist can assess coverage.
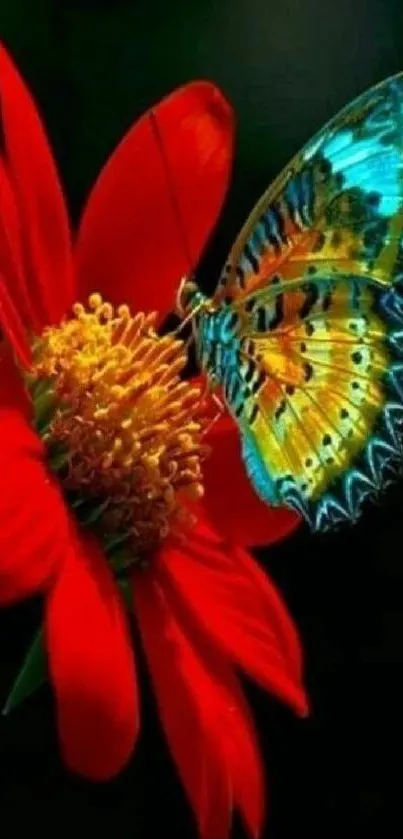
[216,73,403,304]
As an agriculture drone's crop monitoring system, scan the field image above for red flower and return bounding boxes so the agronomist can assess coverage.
[0,45,305,839]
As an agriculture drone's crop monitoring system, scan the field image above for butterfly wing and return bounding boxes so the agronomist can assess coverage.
[215,73,403,305]
[207,73,403,530]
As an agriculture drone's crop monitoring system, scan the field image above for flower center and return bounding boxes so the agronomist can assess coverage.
[27,294,207,571]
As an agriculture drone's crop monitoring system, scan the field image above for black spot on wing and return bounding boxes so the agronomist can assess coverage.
[235,266,246,288]
[244,360,255,383]
[303,362,314,381]
[311,231,326,253]
[367,191,381,207]
[243,243,260,275]
[256,307,266,331]
[316,155,332,179]
[271,203,287,244]
[300,283,319,319]
[322,289,333,311]
[252,370,266,393]
[274,399,287,420]
[231,377,241,403]
[249,404,259,423]
[268,293,284,331]
[261,206,283,252]
[334,171,344,190]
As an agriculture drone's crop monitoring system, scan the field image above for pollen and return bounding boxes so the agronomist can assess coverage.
[28,294,208,567]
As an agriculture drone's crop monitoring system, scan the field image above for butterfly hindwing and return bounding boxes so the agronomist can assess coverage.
[234,274,403,528]
[199,73,403,530]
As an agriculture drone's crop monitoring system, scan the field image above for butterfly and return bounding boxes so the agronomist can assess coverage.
[177,73,403,532]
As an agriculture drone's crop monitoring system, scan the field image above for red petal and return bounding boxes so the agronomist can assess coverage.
[158,523,308,717]
[203,410,301,547]
[220,680,265,839]
[0,45,74,334]
[0,339,30,414]
[134,571,232,839]
[160,562,266,838]
[46,533,138,781]
[185,516,303,683]
[231,542,303,682]
[0,160,31,363]
[0,267,32,368]
[0,408,70,604]
[76,81,234,321]
[0,157,25,285]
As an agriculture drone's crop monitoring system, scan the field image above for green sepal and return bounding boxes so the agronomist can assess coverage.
[83,497,111,525]
[2,580,133,715]
[2,628,47,715]
[48,446,70,471]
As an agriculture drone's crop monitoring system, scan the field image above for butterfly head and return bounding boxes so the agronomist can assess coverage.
[175,276,211,320]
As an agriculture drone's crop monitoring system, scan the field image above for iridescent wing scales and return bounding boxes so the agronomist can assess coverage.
[207,73,403,530]
[215,75,403,304]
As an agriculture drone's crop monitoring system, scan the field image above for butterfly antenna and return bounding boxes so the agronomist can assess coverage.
[149,109,208,340]
[172,298,207,339]
[175,275,191,319]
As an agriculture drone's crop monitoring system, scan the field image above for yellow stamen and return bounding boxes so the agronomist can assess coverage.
[28,294,208,563]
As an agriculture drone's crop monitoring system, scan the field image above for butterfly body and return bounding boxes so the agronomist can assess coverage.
[183,74,403,531]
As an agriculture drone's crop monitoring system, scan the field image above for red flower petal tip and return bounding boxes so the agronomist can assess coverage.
[178,79,234,136]
[295,689,310,719]
[76,79,235,320]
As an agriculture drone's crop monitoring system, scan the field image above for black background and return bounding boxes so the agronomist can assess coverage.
[0,1,403,836]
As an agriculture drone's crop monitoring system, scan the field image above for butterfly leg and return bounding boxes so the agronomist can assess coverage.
[202,389,226,436]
